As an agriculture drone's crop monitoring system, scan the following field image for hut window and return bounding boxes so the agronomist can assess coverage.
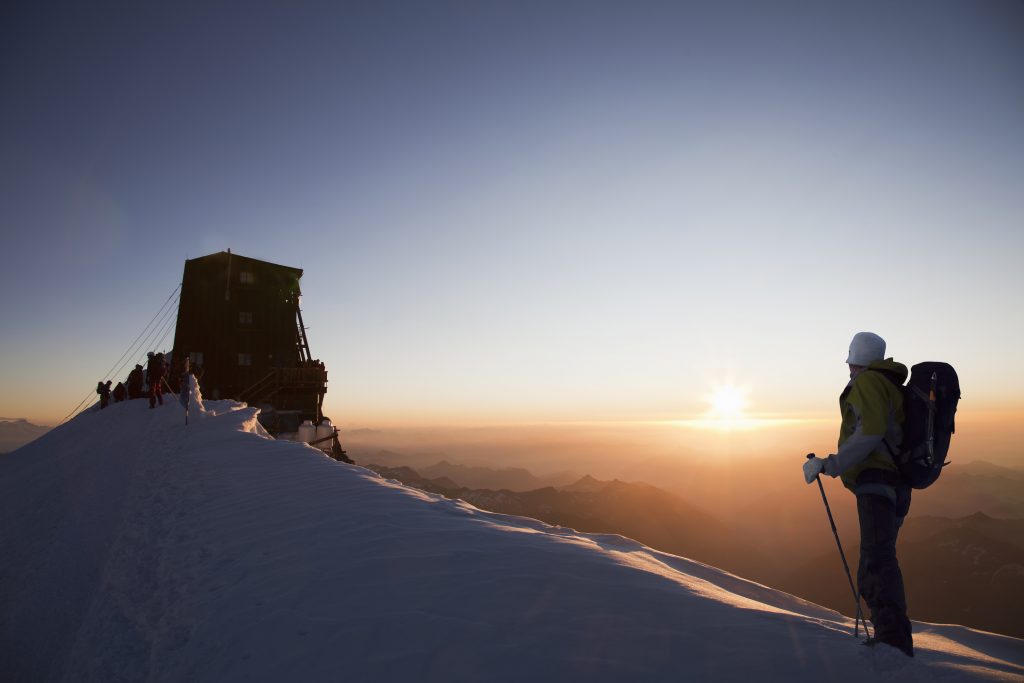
[239,311,253,324]
[239,271,255,284]
[238,353,252,366]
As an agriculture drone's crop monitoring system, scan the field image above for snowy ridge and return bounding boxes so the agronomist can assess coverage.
[1,398,1022,682]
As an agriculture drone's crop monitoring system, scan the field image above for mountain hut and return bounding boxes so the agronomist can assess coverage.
[171,250,328,434]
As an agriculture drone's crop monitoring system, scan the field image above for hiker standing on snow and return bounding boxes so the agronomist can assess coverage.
[96,380,111,409]
[803,332,914,657]
[147,352,166,409]
[127,364,144,399]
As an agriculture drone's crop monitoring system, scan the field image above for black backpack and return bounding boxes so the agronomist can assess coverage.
[884,362,961,489]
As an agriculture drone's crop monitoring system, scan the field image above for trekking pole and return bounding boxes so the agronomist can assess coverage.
[806,453,867,639]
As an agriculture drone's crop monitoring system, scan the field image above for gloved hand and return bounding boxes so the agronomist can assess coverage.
[803,456,826,484]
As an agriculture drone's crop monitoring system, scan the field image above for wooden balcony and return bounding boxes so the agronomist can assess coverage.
[238,365,327,409]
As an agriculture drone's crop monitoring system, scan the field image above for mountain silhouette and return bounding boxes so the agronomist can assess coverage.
[367,465,738,573]
[0,418,50,454]
[419,460,562,491]
[914,461,1024,518]
[560,474,607,493]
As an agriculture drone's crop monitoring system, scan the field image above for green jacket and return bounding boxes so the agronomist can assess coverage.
[824,358,908,492]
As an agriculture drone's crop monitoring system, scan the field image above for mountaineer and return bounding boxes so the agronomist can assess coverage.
[803,332,913,657]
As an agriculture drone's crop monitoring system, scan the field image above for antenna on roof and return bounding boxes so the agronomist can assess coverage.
[225,249,232,301]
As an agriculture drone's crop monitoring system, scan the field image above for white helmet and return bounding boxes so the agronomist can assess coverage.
[846,332,885,366]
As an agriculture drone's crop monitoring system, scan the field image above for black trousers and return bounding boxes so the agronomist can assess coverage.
[856,486,912,647]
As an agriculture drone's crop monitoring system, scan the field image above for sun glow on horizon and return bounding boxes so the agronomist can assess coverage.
[691,382,758,430]
[709,385,747,421]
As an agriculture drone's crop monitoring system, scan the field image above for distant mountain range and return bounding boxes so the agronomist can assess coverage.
[914,461,1024,518]
[0,418,50,454]
[367,459,1024,639]
[370,464,746,583]
[360,452,579,491]
[418,460,580,491]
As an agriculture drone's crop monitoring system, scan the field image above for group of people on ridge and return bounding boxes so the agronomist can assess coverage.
[96,351,199,411]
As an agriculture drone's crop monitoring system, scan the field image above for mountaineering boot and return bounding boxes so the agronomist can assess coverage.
[864,635,914,658]
[864,605,914,658]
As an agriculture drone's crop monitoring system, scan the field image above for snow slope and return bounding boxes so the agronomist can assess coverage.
[1,397,1022,682]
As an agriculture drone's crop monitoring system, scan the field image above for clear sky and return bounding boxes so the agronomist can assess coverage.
[2,1,1022,432]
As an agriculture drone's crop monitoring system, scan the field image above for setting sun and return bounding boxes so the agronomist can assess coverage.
[712,387,745,419]
[710,386,747,420]
[673,383,760,430]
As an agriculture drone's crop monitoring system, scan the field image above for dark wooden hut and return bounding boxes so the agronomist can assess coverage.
[171,250,327,431]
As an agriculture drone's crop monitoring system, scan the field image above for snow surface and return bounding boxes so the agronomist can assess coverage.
[1,392,1022,682]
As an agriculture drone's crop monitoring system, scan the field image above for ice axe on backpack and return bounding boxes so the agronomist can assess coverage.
[806,453,869,639]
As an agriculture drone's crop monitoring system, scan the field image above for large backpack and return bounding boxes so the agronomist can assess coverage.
[885,362,960,489]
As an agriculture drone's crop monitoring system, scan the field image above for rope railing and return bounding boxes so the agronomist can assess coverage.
[107,298,179,389]
[57,283,182,426]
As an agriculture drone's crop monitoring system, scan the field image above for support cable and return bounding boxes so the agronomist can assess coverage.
[99,284,180,385]
[113,298,179,384]
[102,299,178,396]
[151,307,179,352]
[57,284,182,425]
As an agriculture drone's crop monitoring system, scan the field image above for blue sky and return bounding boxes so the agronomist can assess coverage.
[1,1,1022,425]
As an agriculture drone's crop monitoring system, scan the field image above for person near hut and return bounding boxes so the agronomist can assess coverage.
[147,352,166,409]
[96,380,112,409]
[127,364,144,399]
